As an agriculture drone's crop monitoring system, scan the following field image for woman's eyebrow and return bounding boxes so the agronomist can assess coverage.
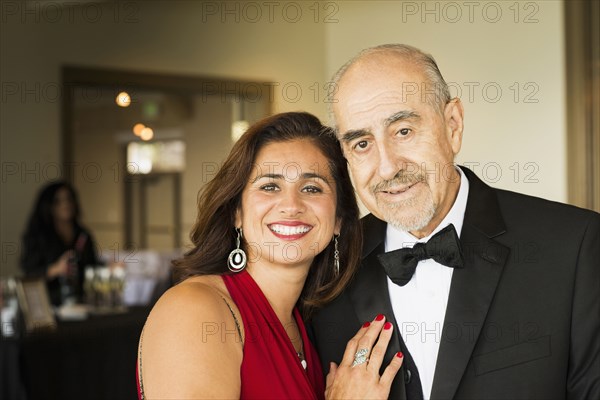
[252,172,331,185]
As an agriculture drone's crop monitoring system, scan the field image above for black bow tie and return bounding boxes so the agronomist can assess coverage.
[377,224,464,286]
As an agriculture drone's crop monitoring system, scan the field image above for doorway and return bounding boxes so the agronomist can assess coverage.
[63,66,273,254]
[125,172,181,250]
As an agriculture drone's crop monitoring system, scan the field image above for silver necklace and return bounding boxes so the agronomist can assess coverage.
[297,350,307,370]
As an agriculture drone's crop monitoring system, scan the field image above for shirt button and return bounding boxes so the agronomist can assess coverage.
[404,368,412,384]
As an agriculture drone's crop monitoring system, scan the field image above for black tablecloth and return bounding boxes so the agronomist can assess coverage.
[1,306,150,400]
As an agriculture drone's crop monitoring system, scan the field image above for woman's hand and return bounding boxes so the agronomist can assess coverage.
[47,250,73,279]
[325,315,403,399]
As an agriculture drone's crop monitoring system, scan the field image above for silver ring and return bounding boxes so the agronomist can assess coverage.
[351,348,369,367]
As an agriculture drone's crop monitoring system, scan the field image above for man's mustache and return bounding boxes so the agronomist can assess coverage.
[371,170,427,193]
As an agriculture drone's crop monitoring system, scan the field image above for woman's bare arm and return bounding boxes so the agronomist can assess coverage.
[139,281,243,399]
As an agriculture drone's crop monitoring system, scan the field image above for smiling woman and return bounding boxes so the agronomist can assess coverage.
[136,112,404,399]
[174,112,362,313]
[237,139,340,276]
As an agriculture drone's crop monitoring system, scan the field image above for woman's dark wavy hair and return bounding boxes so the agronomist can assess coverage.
[174,112,362,318]
[24,181,81,237]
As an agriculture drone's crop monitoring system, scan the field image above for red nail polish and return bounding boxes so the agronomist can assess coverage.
[362,321,371,328]
[384,322,392,330]
[375,314,384,321]
[396,352,404,358]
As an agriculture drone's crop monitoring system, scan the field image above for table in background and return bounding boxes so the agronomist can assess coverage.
[1,306,150,400]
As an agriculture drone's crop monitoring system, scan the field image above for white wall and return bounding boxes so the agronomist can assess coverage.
[325,0,566,201]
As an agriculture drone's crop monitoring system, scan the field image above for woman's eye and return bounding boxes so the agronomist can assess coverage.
[260,183,279,191]
[398,128,411,136]
[302,185,322,194]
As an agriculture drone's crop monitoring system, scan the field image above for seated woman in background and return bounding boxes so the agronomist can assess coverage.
[21,181,100,306]
[138,112,404,399]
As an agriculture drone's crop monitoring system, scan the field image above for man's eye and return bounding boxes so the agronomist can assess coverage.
[398,128,411,136]
[353,140,369,151]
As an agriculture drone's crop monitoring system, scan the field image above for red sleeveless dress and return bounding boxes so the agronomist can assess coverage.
[222,270,325,399]
[136,270,325,399]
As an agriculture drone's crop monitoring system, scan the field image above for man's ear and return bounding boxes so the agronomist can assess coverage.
[444,98,464,156]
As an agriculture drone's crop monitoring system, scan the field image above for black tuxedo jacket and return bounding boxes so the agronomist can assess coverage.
[310,167,600,399]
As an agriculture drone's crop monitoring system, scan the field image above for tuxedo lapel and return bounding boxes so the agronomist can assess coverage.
[349,247,396,330]
[349,215,401,358]
[348,215,407,399]
[430,167,510,400]
[430,223,509,399]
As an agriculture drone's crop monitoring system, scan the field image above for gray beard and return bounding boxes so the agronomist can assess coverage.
[377,195,436,232]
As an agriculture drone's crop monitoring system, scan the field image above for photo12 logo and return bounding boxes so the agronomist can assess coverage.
[198,81,338,105]
[400,1,540,24]
[199,1,340,23]
[1,1,141,24]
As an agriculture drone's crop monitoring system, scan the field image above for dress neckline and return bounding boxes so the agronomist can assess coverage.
[228,270,309,373]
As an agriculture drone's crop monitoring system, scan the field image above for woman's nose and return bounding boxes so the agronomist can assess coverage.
[278,190,305,216]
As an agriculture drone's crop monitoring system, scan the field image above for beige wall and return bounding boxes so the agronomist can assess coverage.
[1,1,567,276]
[325,0,566,202]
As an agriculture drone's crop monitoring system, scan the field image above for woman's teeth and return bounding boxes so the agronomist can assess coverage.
[269,224,312,235]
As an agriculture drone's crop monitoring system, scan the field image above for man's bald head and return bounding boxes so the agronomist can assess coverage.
[329,44,451,129]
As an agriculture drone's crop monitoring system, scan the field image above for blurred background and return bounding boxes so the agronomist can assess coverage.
[0,0,598,399]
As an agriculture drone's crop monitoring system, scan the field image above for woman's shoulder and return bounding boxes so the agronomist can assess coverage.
[148,275,232,325]
[139,274,243,398]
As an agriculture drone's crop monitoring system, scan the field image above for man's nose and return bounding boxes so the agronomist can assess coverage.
[376,142,401,180]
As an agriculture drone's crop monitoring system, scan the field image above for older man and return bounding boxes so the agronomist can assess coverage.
[310,44,600,399]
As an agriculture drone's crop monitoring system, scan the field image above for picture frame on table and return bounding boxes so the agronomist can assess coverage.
[16,278,56,332]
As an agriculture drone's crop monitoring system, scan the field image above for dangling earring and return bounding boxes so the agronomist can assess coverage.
[333,234,340,276]
[228,228,247,272]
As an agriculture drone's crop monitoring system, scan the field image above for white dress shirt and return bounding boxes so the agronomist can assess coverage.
[385,167,469,400]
